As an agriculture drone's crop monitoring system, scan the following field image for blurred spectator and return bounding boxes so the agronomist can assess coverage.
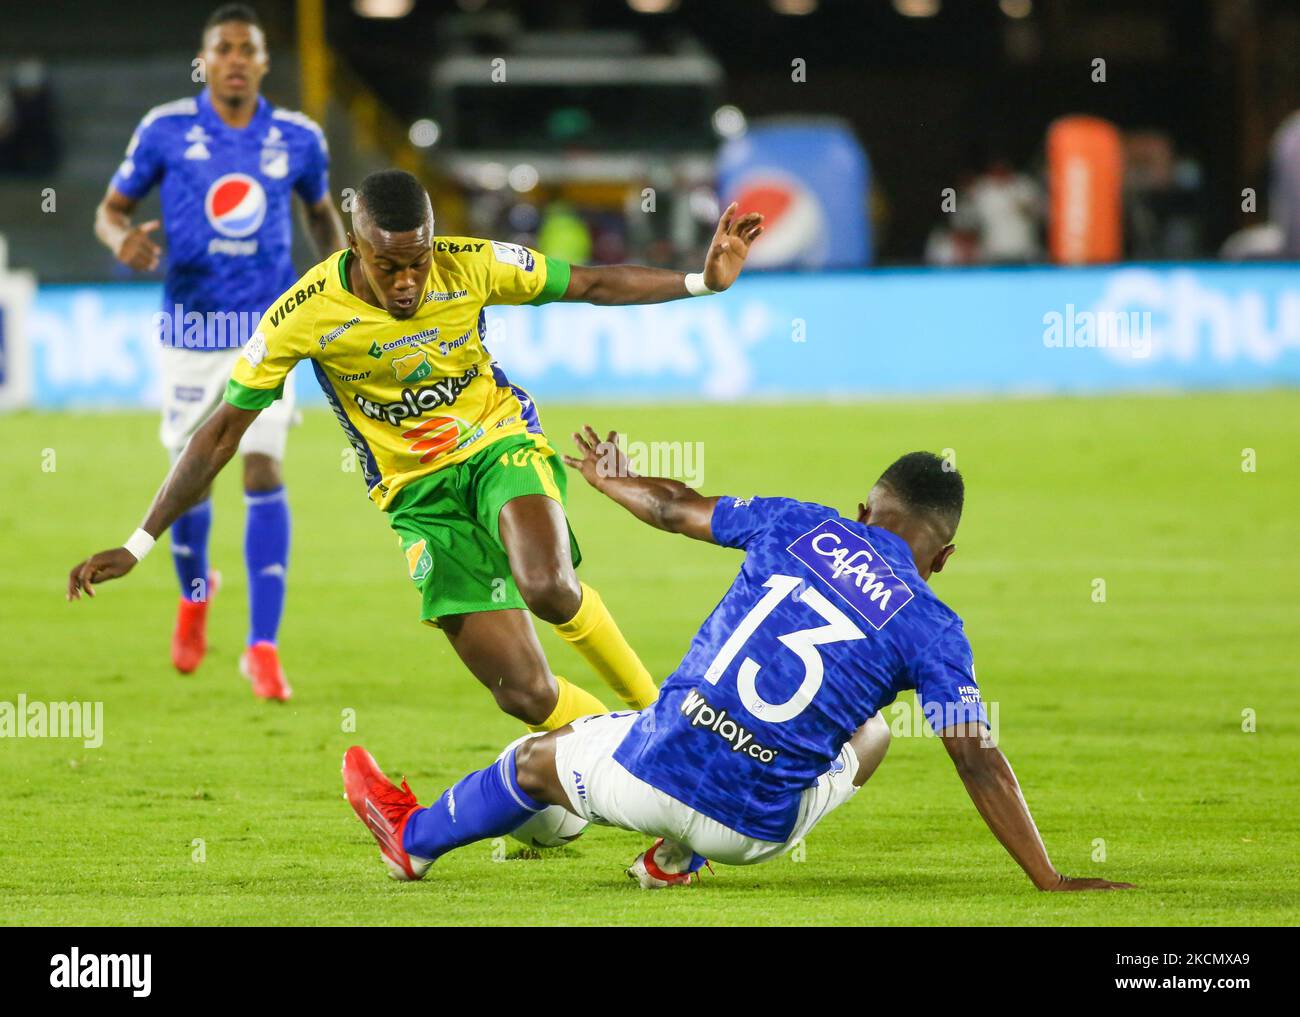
[0,58,59,175]
[1123,131,1204,260]
[965,154,1043,263]
[537,202,592,263]
[1269,111,1300,259]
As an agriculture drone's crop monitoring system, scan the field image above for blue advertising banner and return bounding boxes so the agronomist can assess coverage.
[21,264,1300,409]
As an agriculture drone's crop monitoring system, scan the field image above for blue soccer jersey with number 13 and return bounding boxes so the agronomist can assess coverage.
[614,496,987,842]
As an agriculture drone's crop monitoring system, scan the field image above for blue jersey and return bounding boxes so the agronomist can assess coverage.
[614,496,986,842]
[109,88,330,350]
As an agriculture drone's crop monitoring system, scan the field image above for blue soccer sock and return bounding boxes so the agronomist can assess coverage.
[402,749,544,862]
[244,485,290,645]
[171,499,212,602]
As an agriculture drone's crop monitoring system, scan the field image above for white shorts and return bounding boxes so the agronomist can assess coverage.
[552,711,860,866]
[158,345,295,460]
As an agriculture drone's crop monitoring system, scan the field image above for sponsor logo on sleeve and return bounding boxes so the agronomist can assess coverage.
[490,240,536,271]
[433,241,485,254]
[787,519,914,630]
[268,276,328,327]
[242,331,268,368]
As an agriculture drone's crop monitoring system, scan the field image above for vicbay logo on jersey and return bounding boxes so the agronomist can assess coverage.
[268,275,327,328]
[787,519,914,630]
[50,948,151,997]
[205,172,266,243]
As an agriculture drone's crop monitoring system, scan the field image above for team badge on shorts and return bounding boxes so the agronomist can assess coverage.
[404,538,433,583]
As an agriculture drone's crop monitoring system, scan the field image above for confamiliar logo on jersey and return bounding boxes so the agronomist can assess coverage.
[205,173,266,239]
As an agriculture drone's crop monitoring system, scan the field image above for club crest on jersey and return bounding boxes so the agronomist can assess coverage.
[392,350,433,384]
[786,519,914,630]
[205,173,266,238]
[260,126,289,179]
[404,539,432,583]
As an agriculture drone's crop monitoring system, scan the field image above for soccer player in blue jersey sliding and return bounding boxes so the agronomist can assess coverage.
[343,428,1133,892]
[93,4,345,700]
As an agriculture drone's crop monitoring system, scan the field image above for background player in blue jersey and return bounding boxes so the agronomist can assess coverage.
[341,427,1134,892]
[93,5,345,700]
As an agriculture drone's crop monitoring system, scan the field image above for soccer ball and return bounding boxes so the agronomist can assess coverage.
[509,805,588,849]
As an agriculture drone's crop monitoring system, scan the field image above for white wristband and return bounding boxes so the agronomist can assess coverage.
[124,528,156,562]
[684,272,716,297]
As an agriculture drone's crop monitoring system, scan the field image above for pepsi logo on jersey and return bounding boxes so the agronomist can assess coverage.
[206,172,266,254]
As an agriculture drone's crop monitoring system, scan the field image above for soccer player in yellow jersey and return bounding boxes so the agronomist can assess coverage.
[68,169,765,734]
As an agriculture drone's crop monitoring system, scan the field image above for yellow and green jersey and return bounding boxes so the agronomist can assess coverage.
[224,239,570,509]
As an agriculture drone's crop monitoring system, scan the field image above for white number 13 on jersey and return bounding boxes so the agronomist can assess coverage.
[702,573,865,724]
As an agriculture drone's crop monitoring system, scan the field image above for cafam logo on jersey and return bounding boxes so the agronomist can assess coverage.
[205,173,266,254]
[786,519,914,630]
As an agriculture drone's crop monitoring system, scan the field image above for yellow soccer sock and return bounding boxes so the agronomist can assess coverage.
[527,675,610,733]
[553,583,659,710]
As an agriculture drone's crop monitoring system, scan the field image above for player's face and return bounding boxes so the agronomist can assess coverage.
[352,227,434,320]
[200,21,269,105]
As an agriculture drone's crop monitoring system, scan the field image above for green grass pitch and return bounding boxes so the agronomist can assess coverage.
[1,392,1297,926]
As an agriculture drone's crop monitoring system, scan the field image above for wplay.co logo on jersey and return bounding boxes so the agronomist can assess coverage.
[205,173,266,238]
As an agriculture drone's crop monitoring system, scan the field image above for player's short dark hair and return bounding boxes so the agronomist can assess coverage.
[875,451,964,538]
[356,170,431,232]
[204,3,261,34]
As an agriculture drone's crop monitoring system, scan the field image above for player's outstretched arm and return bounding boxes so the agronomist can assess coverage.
[940,725,1135,892]
[66,402,260,601]
[563,425,719,543]
[561,202,763,305]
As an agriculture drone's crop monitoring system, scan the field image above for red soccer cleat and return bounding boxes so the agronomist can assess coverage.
[171,571,219,674]
[626,838,713,889]
[239,641,292,702]
[341,746,431,881]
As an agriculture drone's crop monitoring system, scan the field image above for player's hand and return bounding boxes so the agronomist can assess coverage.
[67,548,138,601]
[114,219,162,272]
[1041,874,1136,891]
[563,425,633,491]
[702,202,764,292]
